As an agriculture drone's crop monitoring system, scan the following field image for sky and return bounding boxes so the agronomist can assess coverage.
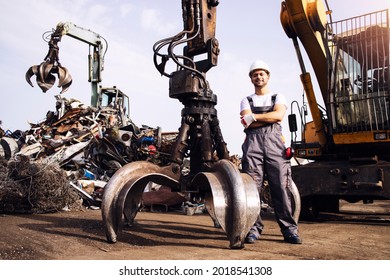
[1,0,390,156]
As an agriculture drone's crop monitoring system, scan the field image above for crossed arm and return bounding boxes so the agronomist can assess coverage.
[240,104,287,128]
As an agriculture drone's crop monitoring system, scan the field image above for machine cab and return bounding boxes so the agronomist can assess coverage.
[98,86,131,122]
[328,10,389,137]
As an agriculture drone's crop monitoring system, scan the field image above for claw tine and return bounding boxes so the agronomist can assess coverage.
[43,63,54,81]
[60,78,72,94]
[38,61,54,84]
[37,62,49,85]
[25,65,39,87]
[57,66,72,88]
[37,73,55,93]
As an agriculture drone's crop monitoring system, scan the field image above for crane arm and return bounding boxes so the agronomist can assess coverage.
[26,21,106,106]
[55,22,103,47]
[153,0,219,84]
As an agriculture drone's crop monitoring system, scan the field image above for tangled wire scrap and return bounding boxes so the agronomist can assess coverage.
[0,156,80,214]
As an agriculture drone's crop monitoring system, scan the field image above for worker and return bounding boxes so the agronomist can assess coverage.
[240,60,302,244]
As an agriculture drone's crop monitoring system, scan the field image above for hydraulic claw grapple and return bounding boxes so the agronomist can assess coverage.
[101,0,260,249]
[26,25,72,93]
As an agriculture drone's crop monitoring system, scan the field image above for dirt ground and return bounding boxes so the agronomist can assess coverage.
[0,200,389,260]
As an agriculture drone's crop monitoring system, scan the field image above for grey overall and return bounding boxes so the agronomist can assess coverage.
[241,95,298,238]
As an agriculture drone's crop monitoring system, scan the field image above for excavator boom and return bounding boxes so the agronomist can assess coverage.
[281,0,329,98]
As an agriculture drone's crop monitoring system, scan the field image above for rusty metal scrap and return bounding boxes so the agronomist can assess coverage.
[0,156,80,214]
[0,121,5,138]
[0,96,178,213]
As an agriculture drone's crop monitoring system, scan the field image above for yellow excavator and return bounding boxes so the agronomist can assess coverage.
[281,0,390,218]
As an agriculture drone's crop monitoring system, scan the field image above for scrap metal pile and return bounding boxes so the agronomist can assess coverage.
[0,156,80,214]
[0,97,179,214]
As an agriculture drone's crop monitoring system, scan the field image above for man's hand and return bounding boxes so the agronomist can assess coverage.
[241,113,256,128]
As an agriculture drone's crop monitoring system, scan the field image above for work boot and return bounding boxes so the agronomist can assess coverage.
[245,233,258,244]
[284,234,303,244]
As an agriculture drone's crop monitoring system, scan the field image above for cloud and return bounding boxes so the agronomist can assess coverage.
[85,4,112,26]
[140,9,177,36]
[120,3,133,18]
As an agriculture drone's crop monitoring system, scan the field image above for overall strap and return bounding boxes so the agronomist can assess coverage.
[247,94,277,114]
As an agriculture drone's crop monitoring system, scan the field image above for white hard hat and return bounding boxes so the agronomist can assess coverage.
[249,60,270,76]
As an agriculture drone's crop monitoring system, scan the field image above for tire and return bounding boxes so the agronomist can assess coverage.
[300,196,340,220]
[300,198,317,221]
